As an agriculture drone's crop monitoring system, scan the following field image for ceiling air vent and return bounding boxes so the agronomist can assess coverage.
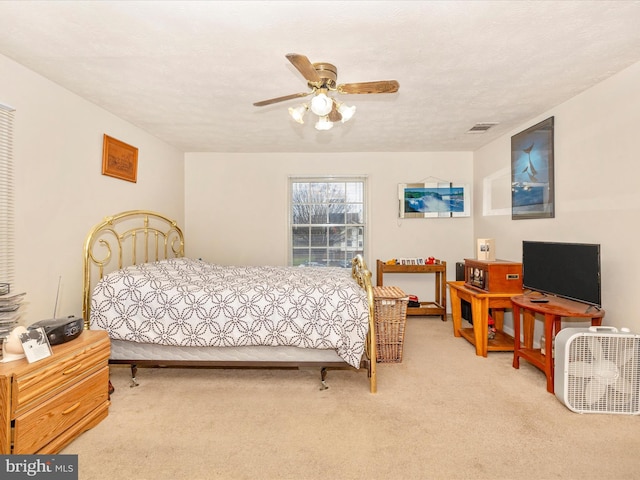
[467,122,498,134]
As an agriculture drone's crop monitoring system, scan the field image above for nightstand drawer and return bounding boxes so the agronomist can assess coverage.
[12,337,110,416]
[13,366,109,453]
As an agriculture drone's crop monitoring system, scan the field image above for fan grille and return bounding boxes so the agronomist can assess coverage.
[563,333,639,414]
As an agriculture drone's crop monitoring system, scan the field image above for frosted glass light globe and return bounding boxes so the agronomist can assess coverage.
[288,104,308,124]
[315,116,334,131]
[310,93,333,117]
[338,104,356,123]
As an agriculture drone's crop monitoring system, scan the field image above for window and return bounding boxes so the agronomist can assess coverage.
[0,103,15,286]
[289,177,367,267]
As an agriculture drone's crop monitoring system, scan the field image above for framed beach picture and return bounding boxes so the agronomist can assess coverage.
[511,117,554,219]
[399,182,470,218]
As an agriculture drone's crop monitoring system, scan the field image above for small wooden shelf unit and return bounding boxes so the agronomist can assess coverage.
[376,259,447,321]
[447,281,517,356]
[0,330,111,454]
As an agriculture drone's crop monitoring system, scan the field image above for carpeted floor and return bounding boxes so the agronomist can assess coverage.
[62,317,639,480]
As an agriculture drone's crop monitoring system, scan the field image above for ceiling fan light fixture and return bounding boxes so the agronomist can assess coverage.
[337,103,356,123]
[315,116,333,131]
[254,54,399,132]
[310,91,333,116]
[288,104,308,124]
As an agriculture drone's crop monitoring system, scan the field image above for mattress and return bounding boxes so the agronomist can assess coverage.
[91,258,369,367]
[110,339,346,363]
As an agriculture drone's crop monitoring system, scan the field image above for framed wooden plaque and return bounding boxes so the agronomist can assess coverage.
[102,134,138,183]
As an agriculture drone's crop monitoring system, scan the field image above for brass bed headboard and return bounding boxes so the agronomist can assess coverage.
[82,210,185,329]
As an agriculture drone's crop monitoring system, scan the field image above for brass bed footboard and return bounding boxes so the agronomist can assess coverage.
[352,254,377,393]
[83,210,377,393]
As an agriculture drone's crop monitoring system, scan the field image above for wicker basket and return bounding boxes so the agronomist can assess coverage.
[373,286,408,363]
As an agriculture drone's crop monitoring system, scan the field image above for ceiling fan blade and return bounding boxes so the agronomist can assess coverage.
[337,80,400,95]
[328,102,342,123]
[286,53,322,85]
[253,91,311,107]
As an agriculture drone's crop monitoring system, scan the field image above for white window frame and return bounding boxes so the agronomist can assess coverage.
[288,175,368,267]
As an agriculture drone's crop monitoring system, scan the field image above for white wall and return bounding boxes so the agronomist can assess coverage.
[473,60,640,333]
[0,54,185,323]
[185,152,473,302]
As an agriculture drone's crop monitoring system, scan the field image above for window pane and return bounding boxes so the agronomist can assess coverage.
[292,249,310,266]
[310,249,326,264]
[292,226,309,247]
[310,227,327,247]
[290,178,366,267]
[292,183,308,203]
[328,204,345,224]
[327,249,351,268]
[310,205,328,224]
[328,226,345,247]
[292,204,310,224]
[309,183,326,201]
[327,183,345,203]
[345,204,363,224]
[346,227,363,249]
[346,182,363,202]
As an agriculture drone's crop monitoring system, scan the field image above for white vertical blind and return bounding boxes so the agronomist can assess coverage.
[0,103,15,287]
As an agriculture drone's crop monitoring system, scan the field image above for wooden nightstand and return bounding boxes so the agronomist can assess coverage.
[0,329,110,453]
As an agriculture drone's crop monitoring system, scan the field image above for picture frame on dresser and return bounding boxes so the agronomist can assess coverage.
[18,327,52,363]
[511,116,555,220]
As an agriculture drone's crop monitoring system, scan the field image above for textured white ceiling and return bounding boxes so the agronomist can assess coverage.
[1,1,640,153]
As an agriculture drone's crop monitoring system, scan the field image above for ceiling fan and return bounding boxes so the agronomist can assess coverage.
[253,53,399,129]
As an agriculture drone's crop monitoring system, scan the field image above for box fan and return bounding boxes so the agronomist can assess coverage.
[555,326,640,414]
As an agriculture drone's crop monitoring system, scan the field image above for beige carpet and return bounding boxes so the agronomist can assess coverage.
[62,318,639,480]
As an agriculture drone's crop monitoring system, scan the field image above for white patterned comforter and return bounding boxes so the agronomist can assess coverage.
[90,258,369,367]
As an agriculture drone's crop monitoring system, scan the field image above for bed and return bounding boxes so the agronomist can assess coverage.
[82,210,377,393]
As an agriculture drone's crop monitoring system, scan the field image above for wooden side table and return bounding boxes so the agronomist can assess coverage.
[511,295,605,393]
[447,281,519,356]
[0,330,110,453]
[376,260,447,321]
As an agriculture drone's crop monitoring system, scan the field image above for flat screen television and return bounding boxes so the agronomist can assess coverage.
[522,241,601,307]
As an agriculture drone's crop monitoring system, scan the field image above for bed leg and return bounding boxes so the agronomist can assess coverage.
[130,364,139,388]
[320,367,329,390]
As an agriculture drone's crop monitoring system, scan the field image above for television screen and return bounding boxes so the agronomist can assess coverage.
[522,241,601,307]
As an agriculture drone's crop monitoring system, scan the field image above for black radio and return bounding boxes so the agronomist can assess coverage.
[28,316,84,345]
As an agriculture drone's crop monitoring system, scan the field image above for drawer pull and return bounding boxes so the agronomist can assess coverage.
[62,402,81,415]
[62,364,83,375]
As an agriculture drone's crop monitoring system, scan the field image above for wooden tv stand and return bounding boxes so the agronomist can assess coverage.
[511,294,605,393]
[376,260,446,321]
